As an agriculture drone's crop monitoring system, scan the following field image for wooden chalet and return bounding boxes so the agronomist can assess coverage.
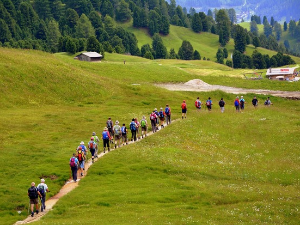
[266,67,297,81]
[75,52,103,62]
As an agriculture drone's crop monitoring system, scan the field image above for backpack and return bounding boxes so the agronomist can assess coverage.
[28,187,38,199]
[182,103,186,109]
[264,100,268,105]
[219,100,224,107]
[130,122,136,131]
[234,100,239,106]
[107,120,112,128]
[165,107,170,115]
[38,185,45,197]
[88,141,95,149]
[150,113,156,120]
[77,150,84,162]
[114,125,120,135]
[121,126,126,134]
[240,99,244,106]
[159,111,164,118]
[102,131,109,139]
[141,119,146,127]
[206,100,211,106]
[70,157,76,167]
[195,100,201,108]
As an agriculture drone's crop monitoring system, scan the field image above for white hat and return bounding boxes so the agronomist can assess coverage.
[115,120,119,124]
[41,179,45,183]
[80,141,84,145]
[241,96,243,98]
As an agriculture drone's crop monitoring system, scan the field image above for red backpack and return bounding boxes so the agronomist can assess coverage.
[88,141,95,149]
[181,103,187,109]
[77,150,84,162]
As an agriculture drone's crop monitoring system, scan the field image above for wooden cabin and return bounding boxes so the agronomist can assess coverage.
[75,52,103,62]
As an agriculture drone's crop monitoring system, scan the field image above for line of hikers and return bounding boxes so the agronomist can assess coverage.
[192,96,273,113]
[69,104,172,183]
[27,179,50,217]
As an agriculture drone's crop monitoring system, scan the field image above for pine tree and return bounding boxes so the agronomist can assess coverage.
[75,14,95,38]
[148,10,160,36]
[253,36,260,48]
[66,37,77,54]
[116,0,131,22]
[47,19,61,52]
[100,0,114,18]
[169,48,177,59]
[252,50,266,69]
[89,11,103,29]
[193,50,201,60]
[216,9,231,46]
[0,19,12,43]
[86,36,101,52]
[283,21,287,31]
[216,48,224,64]
[160,15,169,35]
[178,40,193,60]
[191,13,202,33]
[223,48,228,58]
[234,25,247,53]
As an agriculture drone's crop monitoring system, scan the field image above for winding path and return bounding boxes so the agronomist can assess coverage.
[14,121,174,224]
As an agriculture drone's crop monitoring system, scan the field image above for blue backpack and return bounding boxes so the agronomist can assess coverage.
[165,107,170,115]
[121,126,126,134]
[234,100,239,106]
[130,122,136,131]
[102,131,109,139]
[159,111,164,118]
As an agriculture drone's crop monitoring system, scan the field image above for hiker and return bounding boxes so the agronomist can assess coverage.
[88,137,97,163]
[165,104,171,125]
[70,153,79,182]
[102,127,111,153]
[28,182,42,217]
[252,96,259,108]
[37,179,50,212]
[206,97,212,111]
[158,108,165,129]
[140,116,148,138]
[113,120,122,148]
[240,96,246,111]
[121,123,128,145]
[77,146,85,176]
[92,132,100,158]
[234,96,240,112]
[195,97,202,110]
[150,110,157,133]
[106,117,114,143]
[181,100,187,119]
[219,98,225,113]
[130,118,137,141]
[134,118,141,139]
[264,97,273,106]
[154,108,159,129]
[78,141,87,158]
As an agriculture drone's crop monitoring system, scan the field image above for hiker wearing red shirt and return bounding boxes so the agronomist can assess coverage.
[234,96,240,112]
[181,100,187,119]
[150,111,158,133]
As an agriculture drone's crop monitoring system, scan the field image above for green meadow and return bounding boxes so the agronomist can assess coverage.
[1,47,300,225]
[121,22,300,64]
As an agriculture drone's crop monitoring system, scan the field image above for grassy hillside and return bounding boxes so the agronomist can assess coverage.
[120,22,300,64]
[1,48,300,225]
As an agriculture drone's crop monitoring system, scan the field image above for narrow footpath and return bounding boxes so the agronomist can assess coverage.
[15,121,175,224]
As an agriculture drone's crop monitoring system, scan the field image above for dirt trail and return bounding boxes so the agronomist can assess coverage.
[15,121,174,224]
[156,79,300,99]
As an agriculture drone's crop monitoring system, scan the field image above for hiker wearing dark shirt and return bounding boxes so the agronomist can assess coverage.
[252,96,258,108]
[28,182,42,217]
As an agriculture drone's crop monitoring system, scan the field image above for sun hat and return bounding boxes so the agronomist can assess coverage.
[80,141,84,145]
[115,120,119,124]
[92,132,96,135]
[41,179,45,183]
[104,127,108,130]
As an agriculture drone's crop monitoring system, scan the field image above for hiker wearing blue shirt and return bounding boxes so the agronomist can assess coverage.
[158,107,165,129]
[37,179,49,212]
[121,123,128,145]
[78,141,87,157]
[240,96,246,111]
[165,104,171,125]
[69,153,79,182]
[206,97,212,111]
[130,118,137,141]
[102,127,111,153]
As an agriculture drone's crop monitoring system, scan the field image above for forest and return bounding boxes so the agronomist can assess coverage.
[0,0,298,69]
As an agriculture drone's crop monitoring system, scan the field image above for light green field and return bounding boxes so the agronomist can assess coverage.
[1,48,300,225]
